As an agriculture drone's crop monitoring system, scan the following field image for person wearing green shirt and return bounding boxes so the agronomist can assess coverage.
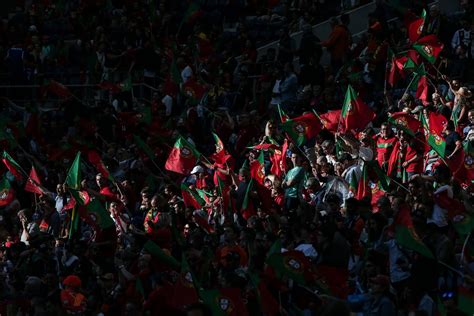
[282,152,305,211]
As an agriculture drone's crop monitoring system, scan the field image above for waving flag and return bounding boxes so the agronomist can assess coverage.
[413,34,444,63]
[165,137,200,175]
[341,85,376,132]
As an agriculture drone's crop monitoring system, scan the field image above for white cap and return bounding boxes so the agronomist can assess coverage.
[191,165,204,174]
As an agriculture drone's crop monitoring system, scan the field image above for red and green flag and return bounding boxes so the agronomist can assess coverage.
[193,213,215,234]
[266,250,313,285]
[249,151,265,184]
[341,85,376,132]
[143,239,181,269]
[181,183,206,209]
[165,137,201,175]
[182,79,206,104]
[180,2,203,26]
[410,64,429,103]
[65,152,81,189]
[0,176,14,206]
[319,110,342,132]
[249,272,280,316]
[24,166,44,195]
[241,179,256,220]
[211,133,231,165]
[171,256,200,310]
[408,9,426,43]
[84,198,114,230]
[2,151,24,181]
[413,34,444,64]
[43,79,71,98]
[356,164,370,200]
[277,104,289,123]
[280,112,322,146]
[458,286,474,315]
[200,288,249,316]
[394,205,434,258]
[388,112,421,136]
[87,150,113,181]
[420,112,446,158]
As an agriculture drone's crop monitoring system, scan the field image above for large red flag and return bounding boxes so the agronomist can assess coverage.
[165,137,200,175]
[341,85,376,132]
[24,167,44,195]
[320,110,342,132]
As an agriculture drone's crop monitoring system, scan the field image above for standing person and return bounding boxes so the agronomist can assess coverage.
[322,14,351,74]
[60,275,87,315]
[279,62,298,111]
[366,275,397,316]
[282,152,305,211]
[18,209,39,246]
[374,122,397,170]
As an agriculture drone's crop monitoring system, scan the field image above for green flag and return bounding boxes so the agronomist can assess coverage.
[86,198,115,230]
[143,240,181,269]
[66,152,81,189]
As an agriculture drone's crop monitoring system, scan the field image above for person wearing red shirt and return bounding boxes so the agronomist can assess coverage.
[401,134,423,178]
[374,122,397,170]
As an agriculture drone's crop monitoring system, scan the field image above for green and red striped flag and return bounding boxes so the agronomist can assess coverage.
[280,112,322,146]
[241,179,256,220]
[87,150,114,181]
[2,151,24,181]
[181,183,206,209]
[341,85,376,132]
[0,176,14,206]
[133,135,156,160]
[458,286,474,315]
[266,250,312,285]
[200,288,248,316]
[165,137,201,174]
[211,132,231,164]
[181,2,203,26]
[408,9,426,43]
[388,112,421,136]
[413,34,444,64]
[43,79,71,98]
[143,240,181,269]
[395,205,434,258]
[319,110,342,132]
[84,198,114,230]
[277,104,289,123]
[65,152,81,189]
[249,151,265,184]
[355,163,370,200]
[24,166,44,195]
[420,112,447,158]
[410,64,429,103]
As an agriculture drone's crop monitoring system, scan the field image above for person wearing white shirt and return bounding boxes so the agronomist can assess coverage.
[451,19,472,57]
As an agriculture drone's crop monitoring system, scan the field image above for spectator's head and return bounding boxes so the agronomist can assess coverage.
[369,274,391,294]
[380,122,392,138]
[290,152,303,167]
[429,4,440,17]
[468,109,474,125]
[340,14,350,26]
[321,140,334,155]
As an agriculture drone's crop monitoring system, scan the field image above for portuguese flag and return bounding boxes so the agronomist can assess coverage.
[408,9,426,43]
[355,163,370,200]
[143,240,181,270]
[165,137,200,175]
[2,151,24,181]
[388,112,421,136]
[24,166,44,195]
[211,132,231,165]
[200,288,248,316]
[387,48,398,87]
[320,110,342,132]
[277,104,289,123]
[394,204,434,259]
[180,2,203,26]
[280,112,322,146]
[241,179,256,220]
[0,176,14,206]
[341,85,376,132]
[420,112,446,158]
[84,198,115,230]
[413,34,444,64]
[266,250,312,285]
[87,150,113,181]
[393,54,417,80]
[181,183,205,209]
[249,272,280,316]
[43,79,71,98]
[65,152,81,189]
[411,64,429,103]
[458,286,474,315]
[250,151,265,184]
[171,256,199,310]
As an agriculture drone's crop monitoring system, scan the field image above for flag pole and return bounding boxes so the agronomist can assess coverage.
[402,72,418,98]
[460,232,471,270]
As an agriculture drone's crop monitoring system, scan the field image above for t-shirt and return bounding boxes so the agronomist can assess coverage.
[284,166,305,198]
[375,136,396,166]
[404,145,423,173]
